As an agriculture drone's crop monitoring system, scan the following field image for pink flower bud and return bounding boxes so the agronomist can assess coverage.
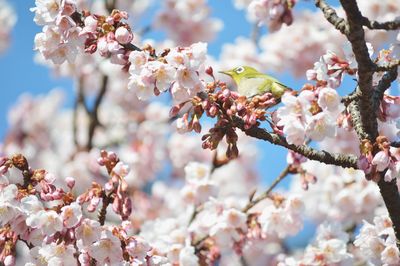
[249,114,257,125]
[0,165,8,175]
[0,157,7,166]
[85,43,97,54]
[237,103,245,111]
[4,255,15,266]
[108,151,118,161]
[306,69,317,81]
[170,105,181,117]
[107,40,121,53]
[113,196,122,213]
[113,162,130,177]
[122,197,132,219]
[52,190,62,200]
[65,177,75,189]
[205,66,214,76]
[209,105,218,117]
[97,37,108,56]
[87,203,96,212]
[120,11,129,19]
[44,173,56,183]
[105,182,114,193]
[106,16,114,24]
[84,16,98,30]
[77,195,85,204]
[115,27,133,44]
[97,157,105,166]
[372,150,390,172]
[222,89,231,98]
[358,155,372,174]
[62,0,76,16]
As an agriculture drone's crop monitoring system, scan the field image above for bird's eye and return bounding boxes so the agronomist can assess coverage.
[235,66,244,74]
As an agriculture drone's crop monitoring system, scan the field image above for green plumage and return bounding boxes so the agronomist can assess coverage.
[219,66,287,98]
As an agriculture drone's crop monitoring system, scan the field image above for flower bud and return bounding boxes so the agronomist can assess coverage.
[170,105,181,117]
[222,89,231,98]
[115,27,133,44]
[65,177,75,189]
[105,16,114,25]
[108,151,118,161]
[205,66,214,77]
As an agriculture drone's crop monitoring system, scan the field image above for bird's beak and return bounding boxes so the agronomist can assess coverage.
[219,70,233,76]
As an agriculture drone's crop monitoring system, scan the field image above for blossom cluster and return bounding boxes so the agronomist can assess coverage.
[128,42,207,102]
[358,136,400,182]
[0,152,170,265]
[280,222,353,265]
[233,0,296,32]
[291,160,382,226]
[32,0,134,65]
[354,215,400,265]
[257,0,399,77]
[0,0,17,54]
[170,75,279,158]
[154,0,223,46]
[275,86,343,145]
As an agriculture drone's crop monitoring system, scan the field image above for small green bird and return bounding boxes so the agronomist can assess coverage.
[219,66,288,98]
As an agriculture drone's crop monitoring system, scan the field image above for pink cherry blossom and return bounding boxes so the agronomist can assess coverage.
[61,202,82,228]
[88,230,123,264]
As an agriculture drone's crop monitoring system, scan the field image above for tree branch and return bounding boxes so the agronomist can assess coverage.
[98,191,111,226]
[232,117,358,169]
[315,0,348,34]
[342,86,361,106]
[339,0,377,141]
[336,0,400,250]
[372,67,398,111]
[73,76,89,149]
[374,60,400,72]
[378,177,400,247]
[86,75,108,150]
[362,17,400,31]
[242,165,291,213]
[391,141,400,148]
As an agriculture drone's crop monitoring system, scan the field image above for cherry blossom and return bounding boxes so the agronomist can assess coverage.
[1,0,400,265]
[154,0,223,46]
[0,0,17,53]
[88,230,123,264]
[354,215,399,265]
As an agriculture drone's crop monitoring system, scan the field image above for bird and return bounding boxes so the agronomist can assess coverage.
[219,66,288,98]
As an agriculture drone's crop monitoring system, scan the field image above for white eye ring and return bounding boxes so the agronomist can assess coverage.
[235,66,244,74]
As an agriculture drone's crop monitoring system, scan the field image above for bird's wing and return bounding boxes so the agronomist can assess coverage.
[238,77,268,97]
[257,74,288,98]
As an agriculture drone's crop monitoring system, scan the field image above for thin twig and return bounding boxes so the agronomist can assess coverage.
[240,256,249,266]
[242,165,291,213]
[86,75,109,150]
[251,23,261,45]
[98,191,111,226]
[374,60,400,72]
[18,236,34,249]
[391,141,400,148]
[362,17,400,31]
[73,76,88,149]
